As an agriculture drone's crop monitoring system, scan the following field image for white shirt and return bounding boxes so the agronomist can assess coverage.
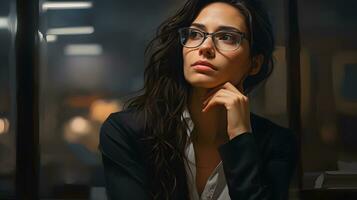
[182,109,231,200]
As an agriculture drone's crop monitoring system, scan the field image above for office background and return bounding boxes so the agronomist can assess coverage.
[0,0,356,199]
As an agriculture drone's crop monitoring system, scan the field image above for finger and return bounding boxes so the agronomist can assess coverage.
[223,82,244,95]
[203,89,235,108]
[202,88,223,106]
[202,96,228,112]
[223,87,249,102]
[202,89,232,106]
[203,85,224,100]
[203,81,232,99]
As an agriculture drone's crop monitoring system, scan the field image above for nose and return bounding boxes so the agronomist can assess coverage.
[198,36,215,58]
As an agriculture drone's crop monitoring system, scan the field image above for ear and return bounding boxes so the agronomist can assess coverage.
[249,54,264,76]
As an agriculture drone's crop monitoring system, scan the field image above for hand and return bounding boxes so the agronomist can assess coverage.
[202,82,252,139]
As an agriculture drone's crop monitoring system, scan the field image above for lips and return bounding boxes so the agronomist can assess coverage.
[191,60,217,71]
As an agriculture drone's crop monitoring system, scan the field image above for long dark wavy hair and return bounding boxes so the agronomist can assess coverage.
[126,0,275,199]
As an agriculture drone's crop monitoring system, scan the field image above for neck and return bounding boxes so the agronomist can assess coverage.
[188,87,228,147]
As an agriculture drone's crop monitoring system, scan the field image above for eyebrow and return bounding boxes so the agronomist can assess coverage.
[190,23,243,33]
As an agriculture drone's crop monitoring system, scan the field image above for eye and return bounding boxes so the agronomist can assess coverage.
[188,30,203,40]
[216,32,239,44]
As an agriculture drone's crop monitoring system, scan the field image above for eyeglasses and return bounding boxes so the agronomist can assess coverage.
[178,27,246,51]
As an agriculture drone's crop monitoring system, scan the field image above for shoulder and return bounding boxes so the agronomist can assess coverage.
[99,109,150,186]
[99,108,146,153]
[101,108,145,135]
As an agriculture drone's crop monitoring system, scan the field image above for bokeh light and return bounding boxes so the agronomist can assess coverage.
[0,118,10,135]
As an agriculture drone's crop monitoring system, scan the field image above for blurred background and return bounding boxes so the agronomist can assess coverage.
[0,0,356,199]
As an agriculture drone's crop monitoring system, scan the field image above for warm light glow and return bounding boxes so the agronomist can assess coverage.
[42,1,93,11]
[46,34,57,42]
[0,118,10,135]
[0,17,8,29]
[64,116,93,143]
[64,44,103,56]
[90,99,122,122]
[46,26,94,35]
[69,116,90,135]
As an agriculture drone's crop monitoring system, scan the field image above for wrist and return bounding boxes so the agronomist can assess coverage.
[228,127,252,140]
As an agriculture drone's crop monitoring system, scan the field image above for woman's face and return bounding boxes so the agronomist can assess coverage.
[182,2,261,89]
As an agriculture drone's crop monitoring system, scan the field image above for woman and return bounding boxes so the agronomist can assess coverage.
[99,0,298,199]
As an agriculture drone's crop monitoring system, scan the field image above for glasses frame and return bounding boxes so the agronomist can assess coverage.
[178,27,247,51]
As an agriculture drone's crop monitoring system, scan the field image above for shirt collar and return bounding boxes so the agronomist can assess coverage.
[182,108,194,137]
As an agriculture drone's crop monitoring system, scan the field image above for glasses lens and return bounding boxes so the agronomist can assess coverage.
[179,28,204,48]
[214,32,242,51]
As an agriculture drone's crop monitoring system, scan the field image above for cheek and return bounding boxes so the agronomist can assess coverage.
[182,48,190,62]
[225,52,246,72]
[223,53,251,84]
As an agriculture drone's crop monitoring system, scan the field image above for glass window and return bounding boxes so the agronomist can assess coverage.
[39,0,184,198]
[0,0,16,198]
[299,0,357,193]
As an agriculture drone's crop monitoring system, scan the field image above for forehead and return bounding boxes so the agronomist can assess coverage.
[192,2,248,33]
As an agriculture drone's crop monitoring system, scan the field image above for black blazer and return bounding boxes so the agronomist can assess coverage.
[99,109,298,200]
